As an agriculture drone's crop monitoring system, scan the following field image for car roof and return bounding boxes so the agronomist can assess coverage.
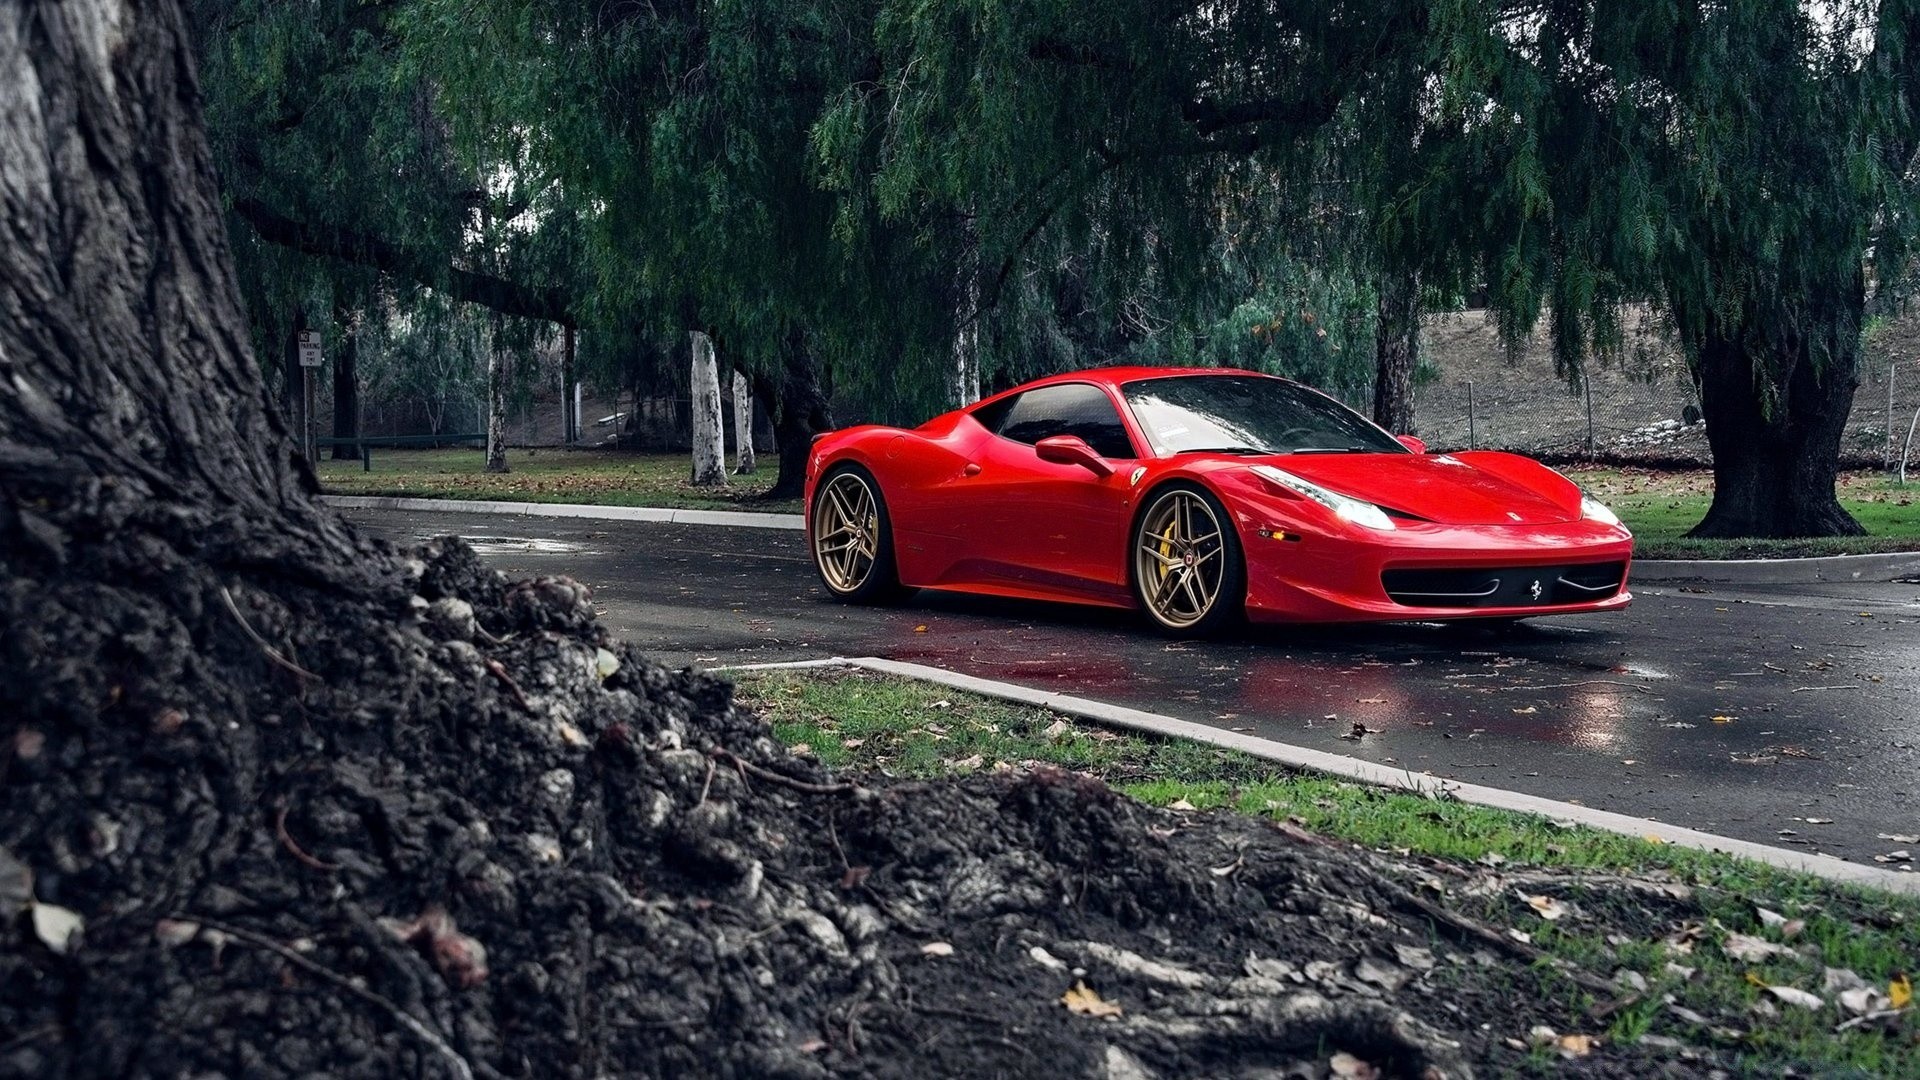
[973,366,1283,407]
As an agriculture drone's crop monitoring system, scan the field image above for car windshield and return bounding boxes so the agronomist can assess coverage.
[1121,374,1407,457]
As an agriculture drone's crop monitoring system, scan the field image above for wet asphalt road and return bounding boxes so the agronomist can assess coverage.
[345,506,1920,866]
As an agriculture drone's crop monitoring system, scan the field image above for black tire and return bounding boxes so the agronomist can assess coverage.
[809,464,909,604]
[1129,481,1246,637]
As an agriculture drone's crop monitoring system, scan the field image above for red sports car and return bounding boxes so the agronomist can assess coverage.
[804,367,1632,634]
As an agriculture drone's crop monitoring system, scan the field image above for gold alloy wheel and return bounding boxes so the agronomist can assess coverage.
[813,471,881,594]
[1134,488,1226,629]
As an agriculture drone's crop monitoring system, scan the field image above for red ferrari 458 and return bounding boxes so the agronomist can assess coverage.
[803,367,1632,634]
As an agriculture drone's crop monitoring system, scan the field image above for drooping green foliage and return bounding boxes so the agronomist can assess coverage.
[197,0,1920,533]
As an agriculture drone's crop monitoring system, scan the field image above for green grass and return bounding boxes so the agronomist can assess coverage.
[317,448,803,514]
[1566,465,1920,559]
[734,668,1920,1076]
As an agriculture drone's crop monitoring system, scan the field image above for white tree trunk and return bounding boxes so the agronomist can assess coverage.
[485,319,509,473]
[731,370,757,474]
[689,331,728,487]
[952,252,982,407]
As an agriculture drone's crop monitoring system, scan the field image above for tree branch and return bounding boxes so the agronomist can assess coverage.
[232,197,575,327]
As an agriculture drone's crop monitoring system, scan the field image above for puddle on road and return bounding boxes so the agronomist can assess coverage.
[434,535,596,556]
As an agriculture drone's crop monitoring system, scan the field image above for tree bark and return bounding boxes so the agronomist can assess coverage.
[282,309,307,445]
[1685,280,1867,538]
[330,302,359,458]
[952,235,982,407]
[762,329,832,501]
[731,370,756,474]
[562,323,576,445]
[688,331,727,487]
[485,316,509,473]
[1372,274,1419,435]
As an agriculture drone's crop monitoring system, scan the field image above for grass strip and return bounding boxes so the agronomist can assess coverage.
[735,667,1920,1075]
[1568,465,1920,559]
[317,448,802,514]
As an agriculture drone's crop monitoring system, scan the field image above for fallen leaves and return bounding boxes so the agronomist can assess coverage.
[31,902,84,955]
[1524,894,1570,922]
[1721,931,1794,963]
[4,851,85,956]
[1525,1026,1598,1058]
[1755,907,1805,940]
[1762,984,1825,1010]
[1060,980,1123,1018]
[593,647,620,680]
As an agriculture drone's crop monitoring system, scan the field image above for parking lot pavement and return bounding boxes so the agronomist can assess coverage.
[346,506,1920,865]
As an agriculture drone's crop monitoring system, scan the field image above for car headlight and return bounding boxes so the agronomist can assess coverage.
[1250,465,1396,531]
[1580,494,1621,526]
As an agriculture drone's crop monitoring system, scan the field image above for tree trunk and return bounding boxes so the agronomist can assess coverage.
[762,328,832,501]
[731,370,756,475]
[281,310,310,457]
[952,232,982,407]
[330,303,359,459]
[1372,274,1419,435]
[688,331,727,487]
[561,323,576,445]
[485,316,509,473]
[1686,280,1867,538]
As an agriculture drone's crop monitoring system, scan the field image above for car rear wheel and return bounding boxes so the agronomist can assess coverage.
[810,465,906,604]
[1131,483,1245,635]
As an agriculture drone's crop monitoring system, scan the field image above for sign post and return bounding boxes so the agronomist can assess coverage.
[297,330,323,461]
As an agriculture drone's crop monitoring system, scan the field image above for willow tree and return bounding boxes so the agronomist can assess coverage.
[814,0,1433,405]
[401,0,960,498]
[194,0,582,468]
[1381,0,1920,536]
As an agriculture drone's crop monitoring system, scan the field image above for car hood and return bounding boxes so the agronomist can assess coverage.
[1253,452,1580,526]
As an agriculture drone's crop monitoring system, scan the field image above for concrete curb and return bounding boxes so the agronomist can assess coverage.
[322,494,804,531]
[1632,550,1920,585]
[728,656,1918,896]
[325,493,1920,584]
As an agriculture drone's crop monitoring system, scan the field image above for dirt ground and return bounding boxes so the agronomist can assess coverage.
[1418,306,1920,467]
[7,526,1866,1079]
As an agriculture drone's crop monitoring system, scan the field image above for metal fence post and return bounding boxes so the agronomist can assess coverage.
[1890,361,1898,471]
[1583,373,1595,460]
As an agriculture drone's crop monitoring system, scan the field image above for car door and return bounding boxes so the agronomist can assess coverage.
[949,382,1139,603]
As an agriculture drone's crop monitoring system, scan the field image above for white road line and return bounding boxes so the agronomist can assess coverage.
[721,655,1919,896]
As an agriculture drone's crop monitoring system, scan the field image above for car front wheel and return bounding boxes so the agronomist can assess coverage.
[1131,483,1245,635]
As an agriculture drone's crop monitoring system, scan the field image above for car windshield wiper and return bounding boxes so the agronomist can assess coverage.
[1180,445,1275,455]
[1290,446,1375,454]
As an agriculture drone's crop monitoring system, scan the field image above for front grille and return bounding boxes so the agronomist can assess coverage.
[1381,561,1626,608]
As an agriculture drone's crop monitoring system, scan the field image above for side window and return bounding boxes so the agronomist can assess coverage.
[994,383,1136,459]
[968,395,1017,433]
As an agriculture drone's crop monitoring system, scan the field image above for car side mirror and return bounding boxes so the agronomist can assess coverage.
[1035,435,1113,477]
[1396,434,1427,454]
